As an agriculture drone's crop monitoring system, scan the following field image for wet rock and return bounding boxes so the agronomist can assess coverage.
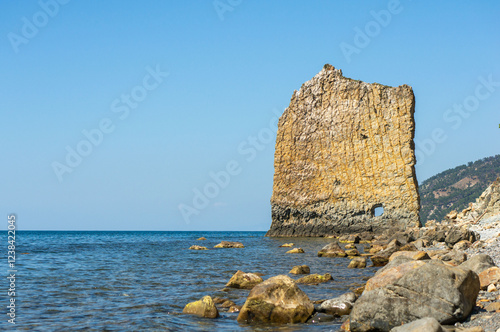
[460,254,496,275]
[350,262,480,331]
[226,270,263,289]
[370,255,389,267]
[237,275,314,324]
[296,273,332,284]
[390,317,444,332]
[318,242,347,258]
[214,241,244,248]
[279,243,294,247]
[345,243,357,249]
[369,244,385,254]
[348,257,367,269]
[346,248,360,257]
[221,300,236,308]
[286,248,305,254]
[196,237,207,241]
[318,292,357,316]
[183,295,219,318]
[189,245,208,250]
[289,265,310,274]
[228,305,241,313]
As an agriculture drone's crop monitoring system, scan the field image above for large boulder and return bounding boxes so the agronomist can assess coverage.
[478,266,500,290]
[317,242,347,257]
[226,270,263,289]
[350,261,480,331]
[348,257,367,269]
[289,265,310,274]
[445,227,478,248]
[460,254,496,275]
[365,260,427,291]
[237,275,314,324]
[183,295,219,318]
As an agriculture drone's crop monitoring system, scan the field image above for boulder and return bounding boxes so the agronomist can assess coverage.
[348,257,367,269]
[390,317,444,332]
[346,248,360,256]
[371,255,389,267]
[389,251,430,262]
[237,275,314,324]
[289,265,310,274]
[183,295,219,318]
[189,245,208,250]
[226,270,263,289]
[350,261,480,331]
[445,227,478,248]
[279,243,294,247]
[365,260,427,291]
[317,292,357,316]
[214,241,244,248]
[296,273,332,284]
[286,248,305,254]
[318,242,347,258]
[460,254,496,275]
[440,250,467,265]
[478,266,500,290]
[453,240,472,251]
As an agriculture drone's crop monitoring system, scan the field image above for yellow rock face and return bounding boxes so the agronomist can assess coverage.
[267,64,420,237]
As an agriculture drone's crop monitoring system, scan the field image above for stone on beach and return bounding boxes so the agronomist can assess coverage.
[214,241,244,248]
[350,261,480,331]
[237,275,314,324]
[460,254,496,275]
[225,270,263,289]
[317,292,357,316]
[183,295,219,318]
[348,257,367,269]
[389,317,444,332]
[478,267,500,290]
[289,265,310,274]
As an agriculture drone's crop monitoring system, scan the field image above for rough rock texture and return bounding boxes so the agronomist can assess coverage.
[225,270,263,289]
[296,273,332,284]
[349,261,480,331]
[390,317,444,332]
[317,292,357,316]
[182,295,219,318]
[267,64,420,237]
[213,241,244,248]
[237,275,314,324]
[289,265,310,274]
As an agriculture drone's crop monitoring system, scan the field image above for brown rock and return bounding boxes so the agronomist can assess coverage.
[296,273,332,284]
[369,244,385,254]
[348,257,367,269]
[279,243,294,247]
[228,305,241,313]
[286,248,305,254]
[485,302,500,312]
[318,242,347,257]
[389,251,430,262]
[196,237,207,241]
[225,270,263,289]
[237,275,314,324]
[289,265,310,274]
[365,260,427,291]
[183,295,219,318]
[479,267,500,290]
[453,240,472,251]
[346,248,360,257]
[371,255,389,267]
[266,64,420,237]
[214,241,244,248]
[189,245,208,250]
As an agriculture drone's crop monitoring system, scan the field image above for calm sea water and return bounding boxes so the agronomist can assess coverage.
[5,231,377,331]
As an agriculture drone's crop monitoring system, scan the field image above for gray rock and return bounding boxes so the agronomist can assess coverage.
[390,317,444,332]
[349,261,480,331]
[317,292,357,316]
[460,254,496,274]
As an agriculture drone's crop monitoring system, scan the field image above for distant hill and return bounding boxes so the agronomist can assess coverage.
[419,155,500,223]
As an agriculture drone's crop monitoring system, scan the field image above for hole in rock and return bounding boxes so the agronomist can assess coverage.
[372,205,384,217]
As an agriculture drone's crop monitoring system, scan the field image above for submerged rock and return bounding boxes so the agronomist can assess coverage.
[197,237,207,241]
[296,273,332,284]
[183,295,219,318]
[286,248,305,254]
[237,275,314,324]
[279,243,294,247]
[214,241,244,248]
[225,270,263,289]
[189,245,208,250]
[348,257,367,269]
[289,265,310,274]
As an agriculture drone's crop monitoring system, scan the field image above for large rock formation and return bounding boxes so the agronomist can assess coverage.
[267,64,420,237]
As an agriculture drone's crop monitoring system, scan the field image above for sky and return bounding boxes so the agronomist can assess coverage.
[1,1,499,231]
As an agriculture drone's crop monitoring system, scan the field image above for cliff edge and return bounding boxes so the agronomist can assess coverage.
[267,64,420,237]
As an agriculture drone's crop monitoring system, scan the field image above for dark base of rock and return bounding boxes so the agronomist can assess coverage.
[266,204,419,237]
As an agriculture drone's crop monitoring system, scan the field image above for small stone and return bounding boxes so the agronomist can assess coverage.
[478,267,500,290]
[197,237,207,241]
[183,295,219,318]
[279,243,294,247]
[345,248,360,256]
[345,243,356,249]
[286,248,305,254]
[228,305,241,313]
[221,300,235,308]
[488,284,497,292]
[214,241,244,248]
[289,265,310,274]
[485,302,500,312]
[189,245,208,250]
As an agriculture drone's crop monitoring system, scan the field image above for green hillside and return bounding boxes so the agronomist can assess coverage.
[419,154,500,223]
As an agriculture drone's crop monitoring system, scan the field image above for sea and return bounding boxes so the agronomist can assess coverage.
[5,231,378,331]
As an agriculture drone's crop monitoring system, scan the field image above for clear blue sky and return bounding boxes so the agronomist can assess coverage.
[1,1,499,230]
